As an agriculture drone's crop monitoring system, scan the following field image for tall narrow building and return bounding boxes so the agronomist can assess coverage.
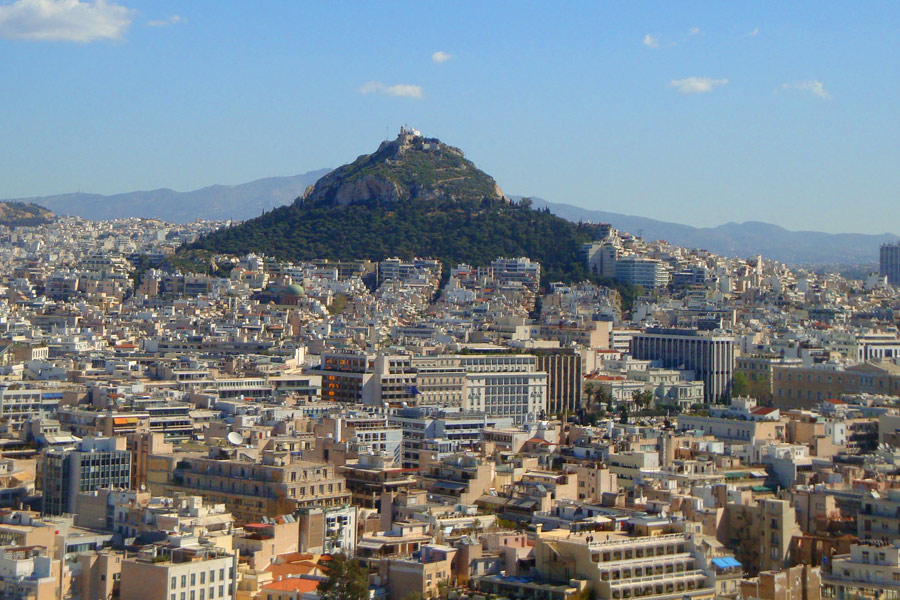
[881,242,900,286]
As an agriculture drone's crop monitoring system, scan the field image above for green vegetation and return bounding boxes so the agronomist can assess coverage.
[188,197,598,283]
[184,134,652,300]
[165,248,231,276]
[328,293,349,315]
[0,202,54,227]
[319,554,369,600]
[733,371,773,402]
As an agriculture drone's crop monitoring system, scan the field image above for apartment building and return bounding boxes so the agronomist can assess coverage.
[389,406,514,469]
[533,531,716,600]
[120,540,237,600]
[614,256,671,289]
[726,498,801,576]
[859,489,900,542]
[823,540,900,600]
[0,546,60,600]
[148,448,350,522]
[677,414,785,443]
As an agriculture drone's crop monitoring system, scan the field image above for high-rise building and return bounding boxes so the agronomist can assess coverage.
[630,328,735,404]
[881,242,900,286]
[533,348,583,415]
[39,437,132,515]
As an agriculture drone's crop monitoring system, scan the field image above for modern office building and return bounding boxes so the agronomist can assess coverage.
[630,328,735,404]
[880,242,900,286]
[39,437,132,516]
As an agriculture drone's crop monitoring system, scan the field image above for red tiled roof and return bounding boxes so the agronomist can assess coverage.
[525,437,552,445]
[262,578,320,593]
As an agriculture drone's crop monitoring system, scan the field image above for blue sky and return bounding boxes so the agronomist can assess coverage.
[1,1,898,234]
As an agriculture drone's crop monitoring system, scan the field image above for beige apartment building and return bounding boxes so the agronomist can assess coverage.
[120,541,237,600]
[726,498,801,576]
[823,541,900,600]
[148,448,350,523]
[859,489,900,542]
[533,531,716,600]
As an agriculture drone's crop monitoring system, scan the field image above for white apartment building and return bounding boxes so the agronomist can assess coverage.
[824,540,900,600]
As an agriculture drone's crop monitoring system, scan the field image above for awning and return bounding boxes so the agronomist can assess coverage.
[113,417,139,425]
[712,557,741,569]
[356,540,386,551]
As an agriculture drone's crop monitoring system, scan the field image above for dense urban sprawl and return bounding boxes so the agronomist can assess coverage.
[0,215,899,600]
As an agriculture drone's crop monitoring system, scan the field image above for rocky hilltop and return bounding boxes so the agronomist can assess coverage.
[188,130,597,283]
[298,128,506,207]
[0,202,54,227]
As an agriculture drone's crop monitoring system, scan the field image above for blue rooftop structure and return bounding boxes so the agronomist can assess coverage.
[712,557,742,569]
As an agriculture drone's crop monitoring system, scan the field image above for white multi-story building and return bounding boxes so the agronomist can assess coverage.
[120,540,237,600]
[824,540,900,600]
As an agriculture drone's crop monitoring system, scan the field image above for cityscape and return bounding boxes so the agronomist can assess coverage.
[2,3,900,600]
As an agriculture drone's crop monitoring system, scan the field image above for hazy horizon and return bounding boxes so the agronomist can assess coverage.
[3,2,899,234]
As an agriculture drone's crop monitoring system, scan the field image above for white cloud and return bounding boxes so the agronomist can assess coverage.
[148,14,182,27]
[783,79,830,99]
[670,76,728,94]
[431,50,452,64]
[360,81,424,99]
[0,0,134,42]
[642,33,659,48]
[688,27,700,36]
[748,27,759,37]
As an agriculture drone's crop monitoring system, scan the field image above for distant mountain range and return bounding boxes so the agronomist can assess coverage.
[5,170,330,223]
[524,198,897,265]
[4,164,894,265]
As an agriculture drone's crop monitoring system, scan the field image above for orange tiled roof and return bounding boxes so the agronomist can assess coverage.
[262,578,320,593]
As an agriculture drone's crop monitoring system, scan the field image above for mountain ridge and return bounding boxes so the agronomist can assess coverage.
[5,170,330,223]
[1,164,893,264]
[523,197,896,265]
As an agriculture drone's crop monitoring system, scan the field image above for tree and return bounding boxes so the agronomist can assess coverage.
[732,372,750,397]
[631,390,654,412]
[319,554,369,600]
[618,404,629,424]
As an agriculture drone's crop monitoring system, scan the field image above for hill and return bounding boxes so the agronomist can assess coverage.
[0,202,54,227]
[4,170,330,223]
[188,131,597,282]
[527,198,898,265]
[299,127,506,207]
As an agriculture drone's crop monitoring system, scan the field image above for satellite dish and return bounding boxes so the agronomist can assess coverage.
[227,432,244,446]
